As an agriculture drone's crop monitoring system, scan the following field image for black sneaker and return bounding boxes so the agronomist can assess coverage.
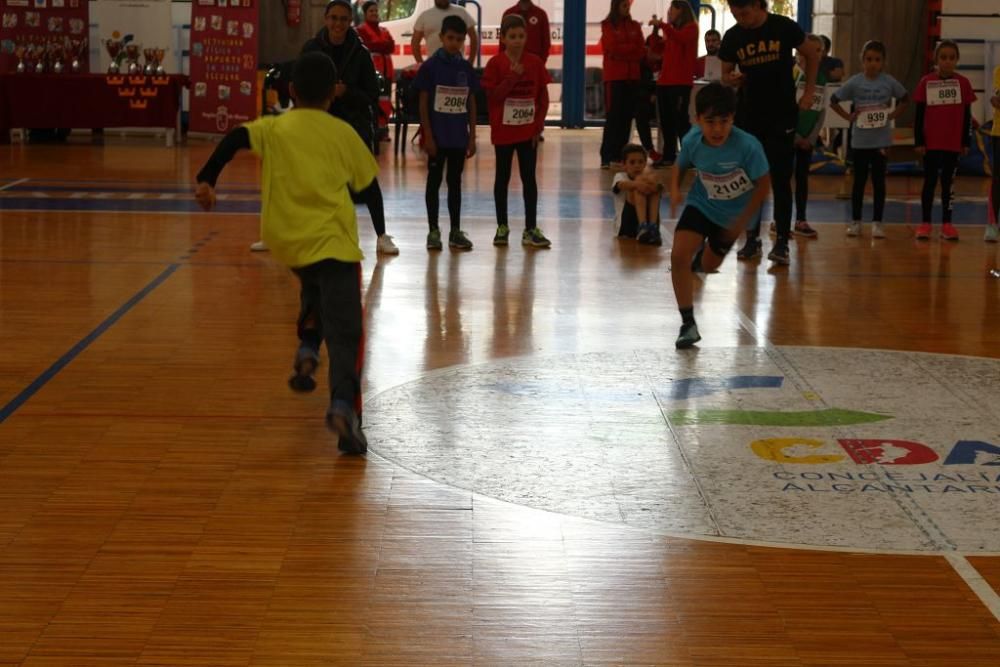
[736,237,762,261]
[675,322,702,349]
[326,401,368,455]
[288,347,319,393]
[768,237,791,265]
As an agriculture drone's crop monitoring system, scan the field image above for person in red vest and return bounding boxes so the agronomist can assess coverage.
[502,0,551,63]
[599,0,646,168]
[356,0,395,142]
[651,0,698,167]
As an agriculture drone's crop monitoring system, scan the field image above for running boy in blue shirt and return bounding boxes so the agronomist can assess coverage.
[415,14,479,250]
[669,83,771,348]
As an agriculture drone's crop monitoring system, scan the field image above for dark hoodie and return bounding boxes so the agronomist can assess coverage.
[302,26,380,150]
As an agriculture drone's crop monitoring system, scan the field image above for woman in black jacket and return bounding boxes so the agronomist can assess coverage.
[303,0,397,254]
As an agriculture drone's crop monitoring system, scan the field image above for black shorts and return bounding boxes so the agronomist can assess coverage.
[618,202,639,238]
[675,205,737,257]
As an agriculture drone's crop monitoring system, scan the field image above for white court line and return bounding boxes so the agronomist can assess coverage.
[946,554,1000,622]
[0,177,29,192]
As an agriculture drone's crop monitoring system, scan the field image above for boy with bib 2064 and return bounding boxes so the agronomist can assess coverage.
[669,83,771,348]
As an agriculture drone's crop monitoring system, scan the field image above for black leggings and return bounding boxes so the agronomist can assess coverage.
[921,150,958,224]
[852,148,887,222]
[600,80,639,164]
[656,85,692,161]
[494,141,538,230]
[426,147,466,231]
[992,136,1000,225]
[794,146,812,222]
[358,179,386,237]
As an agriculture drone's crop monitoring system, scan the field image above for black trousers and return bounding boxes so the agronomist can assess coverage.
[635,84,656,152]
[745,125,795,240]
[794,146,812,222]
[494,141,538,230]
[921,150,959,224]
[294,259,364,412]
[655,85,692,161]
[600,80,639,164]
[852,148,888,222]
[426,147,467,231]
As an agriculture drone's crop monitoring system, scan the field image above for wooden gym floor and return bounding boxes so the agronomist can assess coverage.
[1,130,999,665]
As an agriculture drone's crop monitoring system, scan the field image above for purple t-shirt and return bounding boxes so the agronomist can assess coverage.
[413,49,479,149]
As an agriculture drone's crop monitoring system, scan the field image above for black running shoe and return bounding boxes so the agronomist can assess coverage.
[736,237,762,261]
[768,237,791,265]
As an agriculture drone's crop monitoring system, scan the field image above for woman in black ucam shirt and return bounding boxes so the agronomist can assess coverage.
[719,0,818,266]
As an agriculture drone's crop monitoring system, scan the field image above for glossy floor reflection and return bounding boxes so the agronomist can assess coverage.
[1,130,999,665]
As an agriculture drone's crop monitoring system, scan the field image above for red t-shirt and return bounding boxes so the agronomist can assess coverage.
[656,22,698,87]
[482,51,550,145]
[913,72,976,153]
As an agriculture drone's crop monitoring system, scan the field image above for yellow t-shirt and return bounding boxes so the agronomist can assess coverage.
[993,65,1000,137]
[244,110,379,268]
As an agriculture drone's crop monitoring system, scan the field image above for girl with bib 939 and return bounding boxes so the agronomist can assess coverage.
[830,40,908,239]
[482,14,551,248]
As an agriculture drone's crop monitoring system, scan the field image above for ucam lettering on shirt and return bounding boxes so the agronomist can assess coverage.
[735,39,782,66]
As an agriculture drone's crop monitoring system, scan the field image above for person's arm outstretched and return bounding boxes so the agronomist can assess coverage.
[195,126,251,210]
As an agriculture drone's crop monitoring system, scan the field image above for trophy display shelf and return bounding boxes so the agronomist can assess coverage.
[0,72,188,147]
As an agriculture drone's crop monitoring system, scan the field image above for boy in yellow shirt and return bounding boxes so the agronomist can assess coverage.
[194,52,379,454]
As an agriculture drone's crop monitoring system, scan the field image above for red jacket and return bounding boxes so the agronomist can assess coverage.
[482,51,550,145]
[502,2,551,64]
[356,21,395,82]
[656,21,698,86]
[601,18,645,82]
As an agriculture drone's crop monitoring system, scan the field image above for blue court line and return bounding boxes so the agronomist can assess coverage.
[0,263,180,425]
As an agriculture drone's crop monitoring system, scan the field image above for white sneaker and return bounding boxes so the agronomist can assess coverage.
[376,234,399,255]
[872,223,886,239]
[846,222,861,237]
[250,240,268,252]
[986,225,999,243]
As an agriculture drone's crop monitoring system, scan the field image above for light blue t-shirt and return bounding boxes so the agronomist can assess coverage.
[831,72,907,149]
[677,126,770,228]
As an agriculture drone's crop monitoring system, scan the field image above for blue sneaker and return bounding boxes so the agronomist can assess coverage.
[637,222,655,243]
[326,400,368,455]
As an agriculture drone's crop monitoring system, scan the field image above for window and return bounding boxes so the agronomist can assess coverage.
[380,0,418,22]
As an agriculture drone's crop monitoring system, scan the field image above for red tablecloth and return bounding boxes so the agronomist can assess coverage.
[0,73,186,133]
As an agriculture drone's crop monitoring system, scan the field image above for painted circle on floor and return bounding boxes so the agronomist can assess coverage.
[364,347,1000,553]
